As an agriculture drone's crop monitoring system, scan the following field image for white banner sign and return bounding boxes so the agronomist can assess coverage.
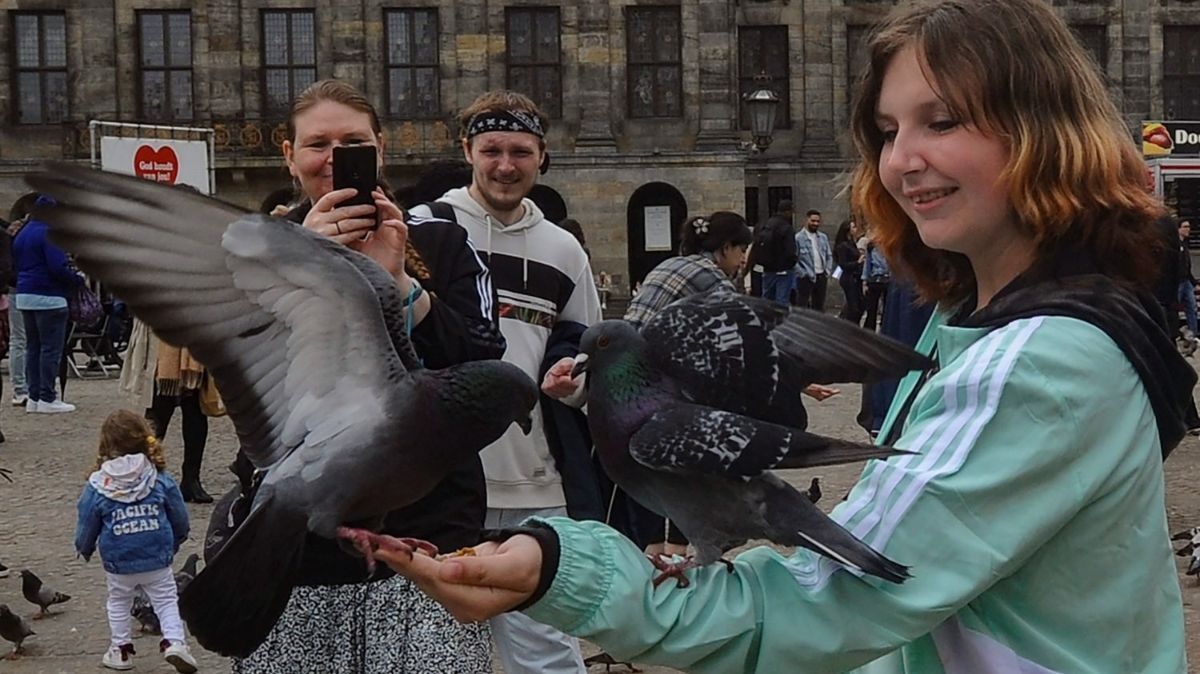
[644,205,672,252]
[100,137,210,193]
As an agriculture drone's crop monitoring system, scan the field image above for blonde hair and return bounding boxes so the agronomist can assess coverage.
[849,0,1163,304]
[94,410,166,472]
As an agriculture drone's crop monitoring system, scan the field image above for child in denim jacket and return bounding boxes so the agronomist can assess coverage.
[75,409,197,672]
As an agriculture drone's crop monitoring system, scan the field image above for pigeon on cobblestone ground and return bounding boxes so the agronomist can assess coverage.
[572,291,928,586]
[0,604,34,659]
[19,570,70,618]
[1173,527,1200,585]
[130,552,203,634]
[27,162,538,657]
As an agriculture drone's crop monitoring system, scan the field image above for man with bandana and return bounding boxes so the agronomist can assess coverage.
[407,90,600,674]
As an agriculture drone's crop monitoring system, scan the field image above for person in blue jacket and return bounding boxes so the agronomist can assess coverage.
[75,409,197,672]
[12,194,82,414]
[375,1,1193,673]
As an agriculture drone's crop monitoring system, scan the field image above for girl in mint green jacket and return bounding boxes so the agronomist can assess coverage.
[377,1,1192,672]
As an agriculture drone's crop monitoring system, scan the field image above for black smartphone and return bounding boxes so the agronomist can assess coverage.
[332,145,378,209]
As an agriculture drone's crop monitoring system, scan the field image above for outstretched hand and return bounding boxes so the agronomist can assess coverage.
[374,534,544,623]
[542,356,583,399]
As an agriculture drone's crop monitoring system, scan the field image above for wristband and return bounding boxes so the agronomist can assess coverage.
[401,278,424,308]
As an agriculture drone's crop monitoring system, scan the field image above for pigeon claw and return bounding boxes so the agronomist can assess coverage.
[336,526,383,575]
[336,527,440,575]
[648,554,699,589]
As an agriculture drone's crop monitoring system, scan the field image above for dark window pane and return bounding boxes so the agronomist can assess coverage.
[263,13,287,66]
[292,13,315,65]
[143,70,166,117]
[1164,26,1200,118]
[18,72,42,124]
[510,66,531,95]
[657,66,680,116]
[169,14,191,67]
[296,68,316,92]
[389,69,411,116]
[536,11,559,62]
[16,20,40,68]
[509,11,533,62]
[390,13,412,63]
[43,14,66,67]
[628,11,652,63]
[171,70,193,120]
[44,71,67,123]
[416,67,438,117]
[265,69,290,112]
[630,67,654,117]
[656,12,680,62]
[414,11,437,63]
[141,14,165,67]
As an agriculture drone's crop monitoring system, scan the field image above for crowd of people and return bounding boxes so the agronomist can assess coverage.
[0,0,1197,672]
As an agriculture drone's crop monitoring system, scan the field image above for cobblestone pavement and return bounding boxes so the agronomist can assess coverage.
[1,376,1198,673]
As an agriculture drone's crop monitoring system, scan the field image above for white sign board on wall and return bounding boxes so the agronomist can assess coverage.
[100,137,211,193]
[644,205,672,252]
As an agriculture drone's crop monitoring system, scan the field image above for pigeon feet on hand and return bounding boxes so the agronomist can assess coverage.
[335,527,439,575]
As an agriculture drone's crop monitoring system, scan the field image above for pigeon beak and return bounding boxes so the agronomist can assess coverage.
[571,353,590,378]
[517,414,534,435]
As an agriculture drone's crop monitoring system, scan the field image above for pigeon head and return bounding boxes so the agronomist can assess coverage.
[573,320,645,378]
[438,360,538,438]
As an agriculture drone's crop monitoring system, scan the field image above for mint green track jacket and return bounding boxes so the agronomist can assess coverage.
[523,313,1187,673]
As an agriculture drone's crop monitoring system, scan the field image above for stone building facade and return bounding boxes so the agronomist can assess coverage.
[0,0,1194,293]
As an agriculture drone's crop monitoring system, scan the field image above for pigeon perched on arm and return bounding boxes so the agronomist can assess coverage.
[19,570,70,618]
[26,162,538,657]
[571,291,930,586]
[0,604,34,659]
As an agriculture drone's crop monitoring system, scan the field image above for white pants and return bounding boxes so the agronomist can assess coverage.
[105,566,185,647]
[486,506,586,674]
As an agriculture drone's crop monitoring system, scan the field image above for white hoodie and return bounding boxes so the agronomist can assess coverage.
[409,187,602,509]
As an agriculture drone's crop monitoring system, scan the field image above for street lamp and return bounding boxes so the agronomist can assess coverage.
[743,72,781,227]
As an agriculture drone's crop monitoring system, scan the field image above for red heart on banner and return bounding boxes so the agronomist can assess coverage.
[133,145,180,185]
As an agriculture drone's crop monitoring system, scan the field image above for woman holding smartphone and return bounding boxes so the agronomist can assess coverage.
[226,79,506,673]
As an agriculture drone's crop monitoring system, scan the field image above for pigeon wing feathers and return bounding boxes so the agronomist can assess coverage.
[642,291,931,420]
[629,404,907,477]
[27,163,409,469]
[641,293,782,418]
[628,405,795,478]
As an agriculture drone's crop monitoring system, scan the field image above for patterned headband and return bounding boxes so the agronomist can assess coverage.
[466,110,546,139]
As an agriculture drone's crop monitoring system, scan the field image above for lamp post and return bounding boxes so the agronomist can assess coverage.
[744,72,780,227]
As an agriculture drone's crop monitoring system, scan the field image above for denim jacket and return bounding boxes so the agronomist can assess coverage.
[75,466,189,575]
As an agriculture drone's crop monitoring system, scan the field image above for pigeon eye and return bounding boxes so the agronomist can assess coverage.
[597,335,611,349]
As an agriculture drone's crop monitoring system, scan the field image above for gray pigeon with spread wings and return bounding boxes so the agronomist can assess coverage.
[572,291,930,585]
[26,163,537,657]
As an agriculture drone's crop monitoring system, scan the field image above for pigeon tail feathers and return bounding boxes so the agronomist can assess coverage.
[179,493,307,657]
[762,481,910,584]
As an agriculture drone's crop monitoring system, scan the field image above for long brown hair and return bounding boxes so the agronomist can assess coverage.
[849,0,1163,305]
[94,410,166,472]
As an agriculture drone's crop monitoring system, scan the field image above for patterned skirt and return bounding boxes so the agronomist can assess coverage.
[231,574,492,674]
